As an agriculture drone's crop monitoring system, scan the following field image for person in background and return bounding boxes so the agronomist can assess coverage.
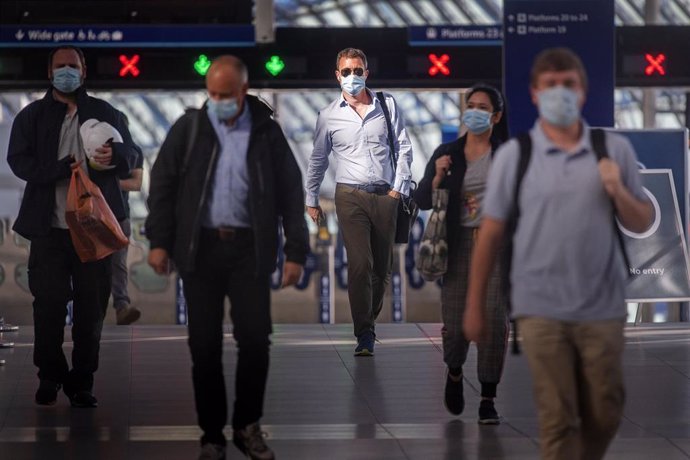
[7,45,136,408]
[305,47,413,356]
[416,83,508,424]
[111,116,144,326]
[146,55,308,460]
[464,48,653,459]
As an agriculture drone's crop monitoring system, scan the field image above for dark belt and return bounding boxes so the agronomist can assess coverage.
[342,183,391,195]
[201,226,253,242]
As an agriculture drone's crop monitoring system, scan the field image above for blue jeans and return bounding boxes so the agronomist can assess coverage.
[111,218,131,309]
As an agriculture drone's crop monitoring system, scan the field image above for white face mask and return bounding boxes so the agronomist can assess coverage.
[207,97,240,121]
[537,86,581,127]
[340,74,366,96]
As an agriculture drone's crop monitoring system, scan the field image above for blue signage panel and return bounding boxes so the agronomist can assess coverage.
[319,274,331,324]
[409,25,503,46]
[175,276,188,325]
[614,129,689,234]
[0,24,255,47]
[503,0,615,135]
[624,170,690,302]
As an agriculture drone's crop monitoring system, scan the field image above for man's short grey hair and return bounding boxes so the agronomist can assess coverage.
[335,48,368,70]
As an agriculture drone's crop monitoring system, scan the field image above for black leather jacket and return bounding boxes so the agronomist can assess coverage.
[146,95,309,274]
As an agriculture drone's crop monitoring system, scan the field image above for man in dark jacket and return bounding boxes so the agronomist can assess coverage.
[146,55,308,460]
[7,45,136,408]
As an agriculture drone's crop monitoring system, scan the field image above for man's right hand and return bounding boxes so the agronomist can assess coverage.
[463,300,486,343]
[148,248,170,275]
[306,205,323,224]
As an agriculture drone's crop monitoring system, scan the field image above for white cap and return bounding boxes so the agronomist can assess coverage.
[79,118,123,170]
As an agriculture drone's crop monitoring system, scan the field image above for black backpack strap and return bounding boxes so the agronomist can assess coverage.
[590,128,632,276]
[590,127,607,161]
[181,109,201,175]
[376,91,397,172]
[514,133,533,218]
[503,133,533,355]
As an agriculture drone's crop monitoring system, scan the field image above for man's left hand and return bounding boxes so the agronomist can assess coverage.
[282,261,303,288]
[92,143,113,166]
[388,190,401,199]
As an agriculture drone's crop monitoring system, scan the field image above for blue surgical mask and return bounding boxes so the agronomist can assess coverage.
[340,74,366,96]
[537,86,581,127]
[52,67,82,93]
[207,97,240,121]
[462,109,492,134]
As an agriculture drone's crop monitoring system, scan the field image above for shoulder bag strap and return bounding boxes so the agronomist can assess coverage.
[376,91,397,172]
[181,109,201,176]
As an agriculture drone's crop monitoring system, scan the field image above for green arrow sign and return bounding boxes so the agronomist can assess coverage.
[265,55,285,77]
[194,54,211,76]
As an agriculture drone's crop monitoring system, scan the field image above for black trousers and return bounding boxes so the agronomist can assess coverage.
[28,228,111,391]
[181,228,272,446]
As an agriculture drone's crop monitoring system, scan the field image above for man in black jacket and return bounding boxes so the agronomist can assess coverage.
[7,46,136,408]
[146,55,308,460]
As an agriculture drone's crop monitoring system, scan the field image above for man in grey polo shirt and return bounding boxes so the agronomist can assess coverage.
[464,48,653,460]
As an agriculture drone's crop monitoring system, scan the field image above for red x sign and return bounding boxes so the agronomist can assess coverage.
[119,54,140,77]
[644,53,666,76]
[428,53,450,77]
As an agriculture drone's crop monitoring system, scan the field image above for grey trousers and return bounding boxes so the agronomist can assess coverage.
[441,227,508,397]
[111,218,131,310]
[334,184,398,338]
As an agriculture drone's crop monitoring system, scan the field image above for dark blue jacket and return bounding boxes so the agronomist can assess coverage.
[146,95,309,274]
[7,87,137,239]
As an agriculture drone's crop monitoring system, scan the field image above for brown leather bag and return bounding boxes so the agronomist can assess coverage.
[65,164,128,262]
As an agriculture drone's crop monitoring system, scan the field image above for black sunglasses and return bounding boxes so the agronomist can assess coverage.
[339,67,365,77]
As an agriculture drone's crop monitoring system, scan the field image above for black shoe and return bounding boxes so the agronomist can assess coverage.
[68,390,98,408]
[233,422,275,460]
[478,399,500,425]
[35,380,61,406]
[354,332,375,356]
[444,369,464,416]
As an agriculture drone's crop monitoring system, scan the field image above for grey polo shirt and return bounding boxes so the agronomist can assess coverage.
[483,121,647,321]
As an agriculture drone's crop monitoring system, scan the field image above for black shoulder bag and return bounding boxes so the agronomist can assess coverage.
[376,91,418,244]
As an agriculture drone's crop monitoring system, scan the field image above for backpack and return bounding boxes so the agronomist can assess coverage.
[503,128,630,354]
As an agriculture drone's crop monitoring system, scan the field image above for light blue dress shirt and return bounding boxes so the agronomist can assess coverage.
[203,102,252,228]
[305,89,413,207]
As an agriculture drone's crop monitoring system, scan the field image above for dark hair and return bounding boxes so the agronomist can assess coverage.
[465,83,504,113]
[464,83,509,143]
[335,48,368,70]
[48,45,86,69]
[530,47,588,90]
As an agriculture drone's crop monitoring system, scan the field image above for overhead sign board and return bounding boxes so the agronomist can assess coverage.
[0,24,255,47]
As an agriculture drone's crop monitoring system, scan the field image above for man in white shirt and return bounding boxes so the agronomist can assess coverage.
[305,48,413,356]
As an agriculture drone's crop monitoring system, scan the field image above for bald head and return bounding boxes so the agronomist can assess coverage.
[206,55,249,123]
[206,55,248,86]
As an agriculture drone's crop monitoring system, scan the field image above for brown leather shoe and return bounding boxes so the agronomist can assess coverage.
[233,422,274,460]
[116,305,141,325]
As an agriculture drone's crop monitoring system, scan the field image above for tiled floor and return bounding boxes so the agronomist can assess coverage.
[0,323,689,459]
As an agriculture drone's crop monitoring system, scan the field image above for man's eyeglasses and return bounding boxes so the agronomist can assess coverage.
[339,67,365,77]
